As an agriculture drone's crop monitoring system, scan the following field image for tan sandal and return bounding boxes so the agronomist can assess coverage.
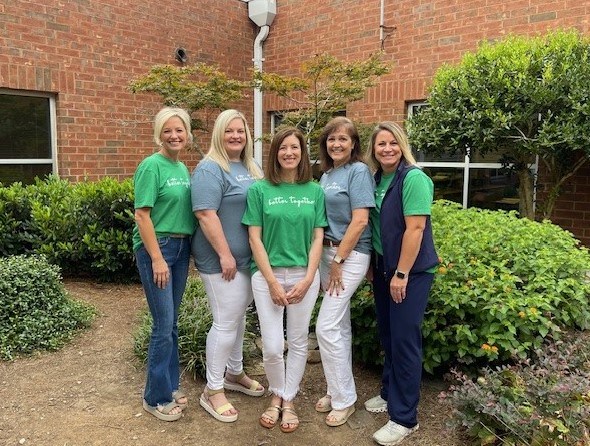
[199,388,237,423]
[325,405,356,427]
[315,394,332,413]
[280,407,299,433]
[259,405,281,429]
[224,371,265,397]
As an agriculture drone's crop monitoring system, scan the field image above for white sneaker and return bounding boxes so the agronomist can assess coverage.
[372,420,419,445]
[364,395,387,413]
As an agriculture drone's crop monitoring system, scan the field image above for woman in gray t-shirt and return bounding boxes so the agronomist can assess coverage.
[315,117,375,426]
[190,110,264,423]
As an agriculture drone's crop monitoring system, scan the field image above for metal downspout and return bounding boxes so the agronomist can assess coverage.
[253,25,270,166]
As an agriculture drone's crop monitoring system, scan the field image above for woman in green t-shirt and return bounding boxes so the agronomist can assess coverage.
[242,127,327,433]
[133,107,196,422]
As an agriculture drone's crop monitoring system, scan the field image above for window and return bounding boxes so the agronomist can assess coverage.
[406,101,534,212]
[0,90,57,185]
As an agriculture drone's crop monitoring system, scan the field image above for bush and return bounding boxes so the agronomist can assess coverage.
[346,201,590,372]
[0,255,95,359]
[133,276,259,379]
[441,331,590,445]
[0,175,136,281]
[424,201,590,373]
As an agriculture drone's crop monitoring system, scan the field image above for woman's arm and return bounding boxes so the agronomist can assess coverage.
[195,209,236,281]
[248,225,289,306]
[135,207,169,289]
[389,215,426,303]
[326,208,369,295]
[286,227,324,304]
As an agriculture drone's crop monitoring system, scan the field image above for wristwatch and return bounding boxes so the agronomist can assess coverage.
[333,255,345,264]
[394,269,407,279]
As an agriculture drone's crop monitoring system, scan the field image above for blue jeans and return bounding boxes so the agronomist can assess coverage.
[135,236,190,407]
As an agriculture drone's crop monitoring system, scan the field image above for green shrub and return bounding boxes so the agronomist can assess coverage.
[133,276,259,379]
[346,201,590,372]
[0,255,95,359]
[424,201,590,373]
[0,175,136,281]
[441,331,590,445]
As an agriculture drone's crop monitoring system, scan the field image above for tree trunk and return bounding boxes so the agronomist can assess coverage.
[517,168,535,220]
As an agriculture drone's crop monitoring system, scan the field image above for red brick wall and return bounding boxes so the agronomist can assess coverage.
[0,0,256,179]
[262,0,590,245]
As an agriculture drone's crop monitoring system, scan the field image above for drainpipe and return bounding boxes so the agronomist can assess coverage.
[245,0,276,166]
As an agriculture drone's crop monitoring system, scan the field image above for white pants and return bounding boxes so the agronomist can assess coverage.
[251,267,320,402]
[316,248,371,410]
[201,271,253,390]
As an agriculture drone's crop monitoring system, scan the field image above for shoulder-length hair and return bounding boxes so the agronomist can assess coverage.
[153,107,193,147]
[366,121,417,172]
[318,116,363,171]
[265,127,312,185]
[205,109,262,178]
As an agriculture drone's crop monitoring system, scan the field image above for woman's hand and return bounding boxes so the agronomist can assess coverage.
[219,254,237,281]
[269,281,289,306]
[152,257,170,289]
[326,262,344,296]
[286,278,312,304]
[389,276,408,303]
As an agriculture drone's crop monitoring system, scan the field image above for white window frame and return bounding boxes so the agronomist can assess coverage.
[406,100,537,210]
[0,89,58,182]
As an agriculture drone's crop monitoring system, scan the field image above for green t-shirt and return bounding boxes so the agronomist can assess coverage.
[242,179,327,273]
[132,153,196,252]
[370,168,434,256]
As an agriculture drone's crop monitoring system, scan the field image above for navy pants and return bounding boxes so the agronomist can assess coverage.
[372,254,434,428]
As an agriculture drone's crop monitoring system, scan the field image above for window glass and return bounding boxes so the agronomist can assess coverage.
[424,167,464,204]
[0,91,54,185]
[468,167,519,211]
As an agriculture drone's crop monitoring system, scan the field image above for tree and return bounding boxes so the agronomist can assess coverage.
[129,64,248,152]
[254,52,391,158]
[407,30,590,220]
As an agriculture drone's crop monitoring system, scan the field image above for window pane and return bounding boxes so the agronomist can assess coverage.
[468,167,519,211]
[0,164,53,186]
[0,95,51,159]
[425,167,464,203]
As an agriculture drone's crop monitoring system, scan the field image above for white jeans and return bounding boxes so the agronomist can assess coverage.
[316,248,371,410]
[251,267,320,402]
[201,271,253,390]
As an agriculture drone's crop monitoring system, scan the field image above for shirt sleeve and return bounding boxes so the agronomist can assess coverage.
[349,164,376,210]
[242,182,263,226]
[191,162,224,212]
[134,162,158,209]
[314,185,328,228]
[402,169,434,216]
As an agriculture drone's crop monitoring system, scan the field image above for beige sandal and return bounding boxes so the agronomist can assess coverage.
[325,405,356,427]
[280,406,299,433]
[315,394,332,413]
[199,387,238,423]
[259,405,281,429]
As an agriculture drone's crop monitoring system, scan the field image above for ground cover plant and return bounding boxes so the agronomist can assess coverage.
[0,254,95,359]
[441,331,590,445]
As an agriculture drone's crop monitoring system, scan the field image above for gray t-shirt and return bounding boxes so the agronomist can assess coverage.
[320,161,376,255]
[191,159,257,273]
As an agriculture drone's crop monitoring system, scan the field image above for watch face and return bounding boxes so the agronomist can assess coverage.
[334,255,344,264]
[395,270,406,279]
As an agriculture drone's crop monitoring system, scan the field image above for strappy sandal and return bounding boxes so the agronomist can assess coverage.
[142,399,183,422]
[280,407,299,433]
[199,387,238,423]
[224,371,265,397]
[172,390,188,409]
[315,394,332,413]
[259,405,281,429]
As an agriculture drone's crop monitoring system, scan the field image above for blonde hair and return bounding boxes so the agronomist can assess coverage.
[366,121,416,172]
[153,107,193,146]
[205,109,262,178]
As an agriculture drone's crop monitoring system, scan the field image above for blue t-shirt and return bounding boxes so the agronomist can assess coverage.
[191,159,257,273]
[320,162,375,255]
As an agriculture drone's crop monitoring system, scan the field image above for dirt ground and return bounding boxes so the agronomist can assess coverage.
[0,279,465,446]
